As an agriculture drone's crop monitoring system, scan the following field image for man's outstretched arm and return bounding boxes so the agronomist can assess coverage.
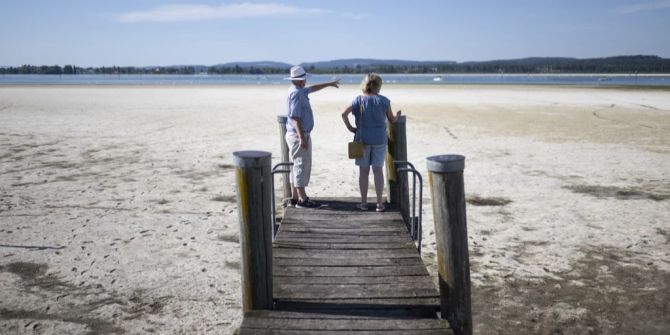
[308,79,340,93]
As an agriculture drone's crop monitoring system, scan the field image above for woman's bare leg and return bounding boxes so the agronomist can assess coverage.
[372,166,384,207]
[359,166,370,205]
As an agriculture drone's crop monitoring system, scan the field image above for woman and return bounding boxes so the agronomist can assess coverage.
[342,74,401,212]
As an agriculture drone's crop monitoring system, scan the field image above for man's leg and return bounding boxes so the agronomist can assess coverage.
[286,132,301,205]
[290,184,300,202]
[296,135,312,202]
[296,186,308,202]
[295,137,319,208]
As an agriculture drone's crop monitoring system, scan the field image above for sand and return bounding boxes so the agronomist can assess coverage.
[0,84,669,334]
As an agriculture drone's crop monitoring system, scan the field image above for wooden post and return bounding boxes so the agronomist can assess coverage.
[276,115,291,199]
[427,154,472,335]
[233,150,273,312]
[386,115,409,219]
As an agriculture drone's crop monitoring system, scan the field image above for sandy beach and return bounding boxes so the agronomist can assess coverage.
[1,84,669,334]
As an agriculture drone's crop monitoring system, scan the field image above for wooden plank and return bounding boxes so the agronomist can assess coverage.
[277,225,406,232]
[276,232,410,239]
[275,291,440,302]
[280,220,406,229]
[243,310,438,320]
[276,228,406,234]
[275,280,437,291]
[277,231,408,238]
[275,235,412,244]
[241,316,449,331]
[274,298,440,308]
[283,209,401,216]
[284,209,399,221]
[277,229,408,236]
[284,207,401,214]
[279,220,406,229]
[275,282,438,299]
[273,241,417,250]
[273,256,424,267]
[281,215,404,222]
[241,330,449,335]
[281,213,403,221]
[274,275,433,285]
[274,248,419,259]
[274,265,429,277]
[282,214,403,222]
[278,226,407,234]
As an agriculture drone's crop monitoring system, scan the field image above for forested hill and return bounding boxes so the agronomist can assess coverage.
[449,55,670,74]
[301,56,670,73]
[2,55,669,75]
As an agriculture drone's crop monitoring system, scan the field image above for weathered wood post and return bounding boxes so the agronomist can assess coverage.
[427,154,472,335]
[386,115,409,219]
[276,115,291,199]
[233,150,273,312]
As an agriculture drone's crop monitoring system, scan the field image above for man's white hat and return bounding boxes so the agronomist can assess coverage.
[285,65,310,80]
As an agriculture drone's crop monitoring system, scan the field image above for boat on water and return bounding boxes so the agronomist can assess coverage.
[433,76,443,82]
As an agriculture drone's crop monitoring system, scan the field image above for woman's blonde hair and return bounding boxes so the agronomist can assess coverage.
[360,73,382,94]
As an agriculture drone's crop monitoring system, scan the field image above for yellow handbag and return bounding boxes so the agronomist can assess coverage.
[348,141,363,159]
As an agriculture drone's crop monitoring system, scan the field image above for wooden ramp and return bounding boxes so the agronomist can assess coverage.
[239,199,452,334]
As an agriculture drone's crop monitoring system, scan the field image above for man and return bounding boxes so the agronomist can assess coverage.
[285,65,340,208]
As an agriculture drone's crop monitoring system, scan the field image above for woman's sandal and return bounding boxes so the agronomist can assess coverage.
[357,203,368,211]
[375,204,386,212]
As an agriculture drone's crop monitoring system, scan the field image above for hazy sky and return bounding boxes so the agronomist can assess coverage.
[1,0,669,66]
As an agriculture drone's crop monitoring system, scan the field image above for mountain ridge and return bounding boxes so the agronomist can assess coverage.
[136,55,669,69]
[3,55,669,74]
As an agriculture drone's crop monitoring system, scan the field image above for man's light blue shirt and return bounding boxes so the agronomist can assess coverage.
[286,85,313,134]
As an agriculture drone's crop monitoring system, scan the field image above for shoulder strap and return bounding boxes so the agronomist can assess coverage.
[359,96,364,144]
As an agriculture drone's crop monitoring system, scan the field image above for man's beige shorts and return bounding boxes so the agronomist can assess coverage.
[285,132,311,187]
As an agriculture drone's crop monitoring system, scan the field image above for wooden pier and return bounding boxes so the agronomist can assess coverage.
[239,199,452,334]
[233,121,472,334]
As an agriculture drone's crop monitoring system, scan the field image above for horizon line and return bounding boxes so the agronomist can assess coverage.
[1,54,667,68]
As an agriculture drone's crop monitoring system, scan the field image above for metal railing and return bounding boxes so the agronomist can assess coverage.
[393,161,423,254]
[271,162,293,240]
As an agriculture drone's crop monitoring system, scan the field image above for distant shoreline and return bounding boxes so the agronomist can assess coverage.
[1,73,669,87]
[3,55,669,76]
[1,84,669,91]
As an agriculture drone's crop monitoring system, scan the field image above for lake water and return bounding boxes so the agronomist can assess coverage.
[1,74,669,86]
